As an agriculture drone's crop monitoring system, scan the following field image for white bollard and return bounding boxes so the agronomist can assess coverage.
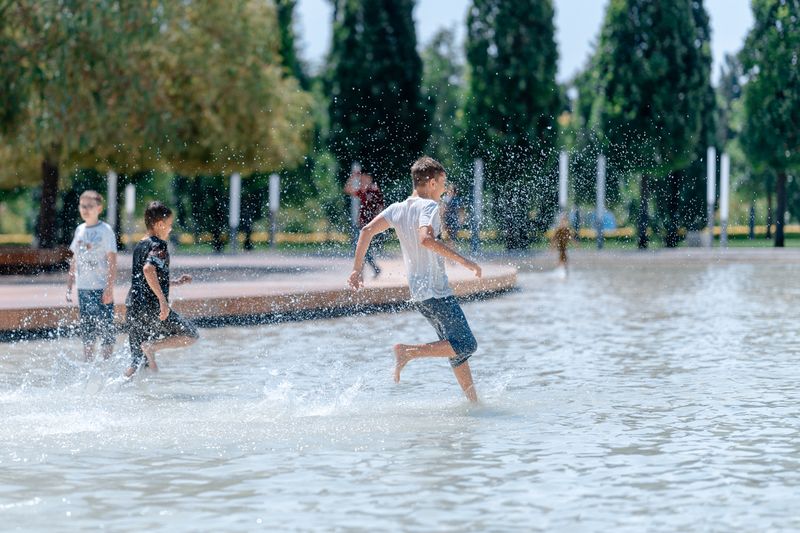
[106,171,117,232]
[471,158,484,255]
[707,146,717,247]
[559,150,568,213]
[596,154,606,250]
[350,162,361,234]
[720,153,730,248]
[124,183,135,251]
[269,173,280,249]
[229,173,241,253]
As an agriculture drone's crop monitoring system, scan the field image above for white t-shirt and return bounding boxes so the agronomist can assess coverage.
[69,221,117,290]
[380,197,452,302]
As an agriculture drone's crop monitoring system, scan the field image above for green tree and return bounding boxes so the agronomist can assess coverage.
[422,27,467,181]
[653,0,716,246]
[465,0,560,249]
[740,0,800,247]
[327,0,431,201]
[0,1,168,247]
[593,0,710,248]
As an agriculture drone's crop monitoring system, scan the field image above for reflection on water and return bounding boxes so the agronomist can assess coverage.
[2,262,800,531]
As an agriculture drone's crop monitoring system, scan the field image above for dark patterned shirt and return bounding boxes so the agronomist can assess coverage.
[126,235,170,315]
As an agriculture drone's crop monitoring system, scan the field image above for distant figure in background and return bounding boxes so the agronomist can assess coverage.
[125,201,198,377]
[66,190,117,361]
[442,183,464,241]
[552,213,574,275]
[344,167,385,276]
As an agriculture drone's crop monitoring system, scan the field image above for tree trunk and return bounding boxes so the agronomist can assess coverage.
[637,174,650,249]
[664,173,680,248]
[37,158,60,249]
[766,187,773,239]
[775,172,786,247]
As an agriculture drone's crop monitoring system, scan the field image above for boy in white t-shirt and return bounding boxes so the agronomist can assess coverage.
[66,190,118,361]
[348,156,482,402]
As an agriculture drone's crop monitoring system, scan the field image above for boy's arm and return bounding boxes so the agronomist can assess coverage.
[349,216,390,289]
[418,225,482,278]
[102,252,117,304]
[143,263,170,320]
[66,257,76,303]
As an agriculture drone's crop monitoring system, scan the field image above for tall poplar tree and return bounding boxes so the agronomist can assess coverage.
[594,0,709,248]
[327,0,430,200]
[465,0,560,249]
[741,0,800,247]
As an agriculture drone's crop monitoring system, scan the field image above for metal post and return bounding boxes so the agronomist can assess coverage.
[229,172,241,253]
[350,162,361,236]
[471,158,484,255]
[558,150,568,214]
[124,184,135,251]
[106,171,117,231]
[596,154,606,250]
[269,173,280,249]
[706,146,717,247]
[749,203,756,240]
[720,153,730,248]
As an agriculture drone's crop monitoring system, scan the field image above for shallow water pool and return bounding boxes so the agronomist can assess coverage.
[2,261,800,531]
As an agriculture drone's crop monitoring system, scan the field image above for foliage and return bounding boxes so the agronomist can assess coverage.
[327,0,431,201]
[464,0,560,248]
[593,0,711,247]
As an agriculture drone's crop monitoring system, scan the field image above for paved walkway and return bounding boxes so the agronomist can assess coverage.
[0,252,517,335]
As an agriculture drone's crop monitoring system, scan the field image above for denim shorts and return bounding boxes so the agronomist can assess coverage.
[414,296,477,367]
[77,289,115,346]
[127,309,199,368]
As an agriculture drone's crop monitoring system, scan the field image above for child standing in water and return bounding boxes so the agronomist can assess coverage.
[551,213,573,273]
[125,201,198,377]
[348,156,482,402]
[66,190,117,361]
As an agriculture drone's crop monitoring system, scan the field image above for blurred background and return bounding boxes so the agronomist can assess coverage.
[0,0,797,256]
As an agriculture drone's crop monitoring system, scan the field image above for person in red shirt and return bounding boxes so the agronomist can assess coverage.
[345,167,385,276]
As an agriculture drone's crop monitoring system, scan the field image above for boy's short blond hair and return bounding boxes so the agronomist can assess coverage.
[411,156,446,188]
[80,190,104,205]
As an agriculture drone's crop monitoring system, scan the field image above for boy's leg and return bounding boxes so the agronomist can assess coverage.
[393,339,455,382]
[78,290,101,362]
[98,301,116,360]
[452,361,478,403]
[141,311,199,372]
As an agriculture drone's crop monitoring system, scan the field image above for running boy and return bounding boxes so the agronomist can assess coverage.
[348,156,482,402]
[66,190,117,361]
[125,201,198,377]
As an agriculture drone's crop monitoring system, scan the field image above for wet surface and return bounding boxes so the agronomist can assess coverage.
[1,262,799,531]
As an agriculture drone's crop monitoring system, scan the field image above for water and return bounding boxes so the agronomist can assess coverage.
[2,261,800,531]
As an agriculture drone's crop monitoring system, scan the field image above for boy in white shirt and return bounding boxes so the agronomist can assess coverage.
[349,156,482,402]
[66,190,118,361]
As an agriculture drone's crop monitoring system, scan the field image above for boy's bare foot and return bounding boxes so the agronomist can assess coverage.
[393,344,412,383]
[143,346,159,373]
[124,367,135,378]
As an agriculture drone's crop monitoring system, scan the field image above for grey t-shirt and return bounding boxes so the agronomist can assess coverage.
[69,221,117,290]
[380,197,452,302]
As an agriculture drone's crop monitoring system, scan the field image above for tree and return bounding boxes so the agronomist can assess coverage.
[593,0,710,248]
[327,0,431,201]
[0,1,168,248]
[465,0,560,249]
[421,27,467,181]
[1,0,313,247]
[653,0,716,247]
[740,0,800,247]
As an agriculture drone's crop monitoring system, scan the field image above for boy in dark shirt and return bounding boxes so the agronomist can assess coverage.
[124,201,198,377]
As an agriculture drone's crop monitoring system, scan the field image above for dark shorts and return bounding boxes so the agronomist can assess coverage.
[77,289,115,346]
[415,296,477,367]
[127,309,198,368]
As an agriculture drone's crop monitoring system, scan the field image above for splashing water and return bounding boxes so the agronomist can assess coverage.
[2,260,800,531]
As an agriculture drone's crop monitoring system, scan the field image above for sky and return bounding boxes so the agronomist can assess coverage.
[295,0,754,84]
